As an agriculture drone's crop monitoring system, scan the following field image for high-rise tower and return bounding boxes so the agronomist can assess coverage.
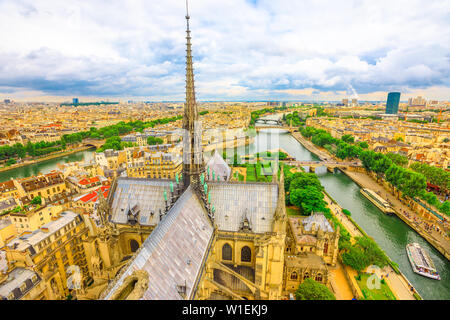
[386,92,400,114]
[182,1,205,189]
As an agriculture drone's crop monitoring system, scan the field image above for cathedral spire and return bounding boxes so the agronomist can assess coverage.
[182,0,204,188]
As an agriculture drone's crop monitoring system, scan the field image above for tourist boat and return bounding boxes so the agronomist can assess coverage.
[406,243,441,280]
[360,188,395,215]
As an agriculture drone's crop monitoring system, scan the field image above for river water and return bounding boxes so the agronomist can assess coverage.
[0,149,95,182]
[250,126,449,300]
[2,125,449,299]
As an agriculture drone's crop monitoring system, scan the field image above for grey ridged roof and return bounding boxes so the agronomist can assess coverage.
[0,268,39,299]
[103,186,213,300]
[209,181,278,233]
[110,178,173,226]
[0,197,17,212]
[206,150,231,181]
[302,213,334,233]
[6,211,79,251]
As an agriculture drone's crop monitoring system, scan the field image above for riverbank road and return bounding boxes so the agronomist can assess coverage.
[345,170,450,258]
[381,267,415,300]
[323,194,363,238]
[291,132,330,160]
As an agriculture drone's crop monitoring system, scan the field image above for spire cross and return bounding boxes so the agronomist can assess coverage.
[186,0,190,22]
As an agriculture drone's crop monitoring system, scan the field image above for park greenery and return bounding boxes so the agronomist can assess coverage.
[231,152,288,182]
[96,136,136,153]
[355,273,396,300]
[294,278,336,300]
[282,164,391,274]
[30,196,42,205]
[283,166,328,215]
[282,164,351,247]
[300,126,450,216]
[409,162,450,191]
[147,136,164,145]
[341,236,390,272]
[283,111,305,127]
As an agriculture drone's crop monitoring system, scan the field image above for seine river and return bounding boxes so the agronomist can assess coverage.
[0,149,95,182]
[2,125,449,299]
[249,126,449,300]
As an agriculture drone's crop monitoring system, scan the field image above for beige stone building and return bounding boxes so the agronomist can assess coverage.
[2,211,90,299]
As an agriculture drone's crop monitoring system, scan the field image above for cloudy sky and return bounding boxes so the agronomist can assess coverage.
[0,0,449,102]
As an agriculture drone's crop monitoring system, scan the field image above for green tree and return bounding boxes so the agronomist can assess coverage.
[295,278,336,300]
[410,162,449,191]
[440,201,450,216]
[342,247,368,271]
[31,196,42,205]
[372,155,393,181]
[289,173,323,193]
[312,132,335,147]
[147,136,164,145]
[421,191,439,207]
[401,170,427,198]
[342,134,355,144]
[360,150,376,171]
[290,186,327,215]
[358,141,369,149]
[341,236,389,271]
[6,158,16,166]
[386,152,408,167]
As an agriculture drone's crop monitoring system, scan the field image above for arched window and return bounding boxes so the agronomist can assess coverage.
[222,243,232,261]
[316,273,323,282]
[323,241,329,254]
[241,246,251,262]
[130,240,139,253]
[290,271,298,280]
[304,272,309,280]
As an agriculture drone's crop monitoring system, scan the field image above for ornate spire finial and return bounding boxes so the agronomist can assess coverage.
[186,0,190,20]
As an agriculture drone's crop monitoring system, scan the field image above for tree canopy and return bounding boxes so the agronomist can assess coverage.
[295,278,336,300]
[341,236,390,271]
[147,136,164,145]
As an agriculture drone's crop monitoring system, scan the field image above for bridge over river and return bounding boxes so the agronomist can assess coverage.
[254,117,295,132]
[282,159,362,172]
[83,138,105,148]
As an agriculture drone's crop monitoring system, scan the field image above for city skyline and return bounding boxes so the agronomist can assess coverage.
[0,0,448,303]
[0,0,449,102]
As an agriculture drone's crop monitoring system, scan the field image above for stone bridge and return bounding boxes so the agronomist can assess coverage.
[255,118,282,125]
[83,138,105,148]
[282,160,362,173]
[254,125,295,132]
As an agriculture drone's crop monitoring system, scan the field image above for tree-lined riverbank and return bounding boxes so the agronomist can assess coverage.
[0,148,95,182]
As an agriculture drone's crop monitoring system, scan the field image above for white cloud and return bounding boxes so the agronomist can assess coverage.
[0,0,449,101]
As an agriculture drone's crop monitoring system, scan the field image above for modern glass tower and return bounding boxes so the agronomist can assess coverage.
[385,92,400,114]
